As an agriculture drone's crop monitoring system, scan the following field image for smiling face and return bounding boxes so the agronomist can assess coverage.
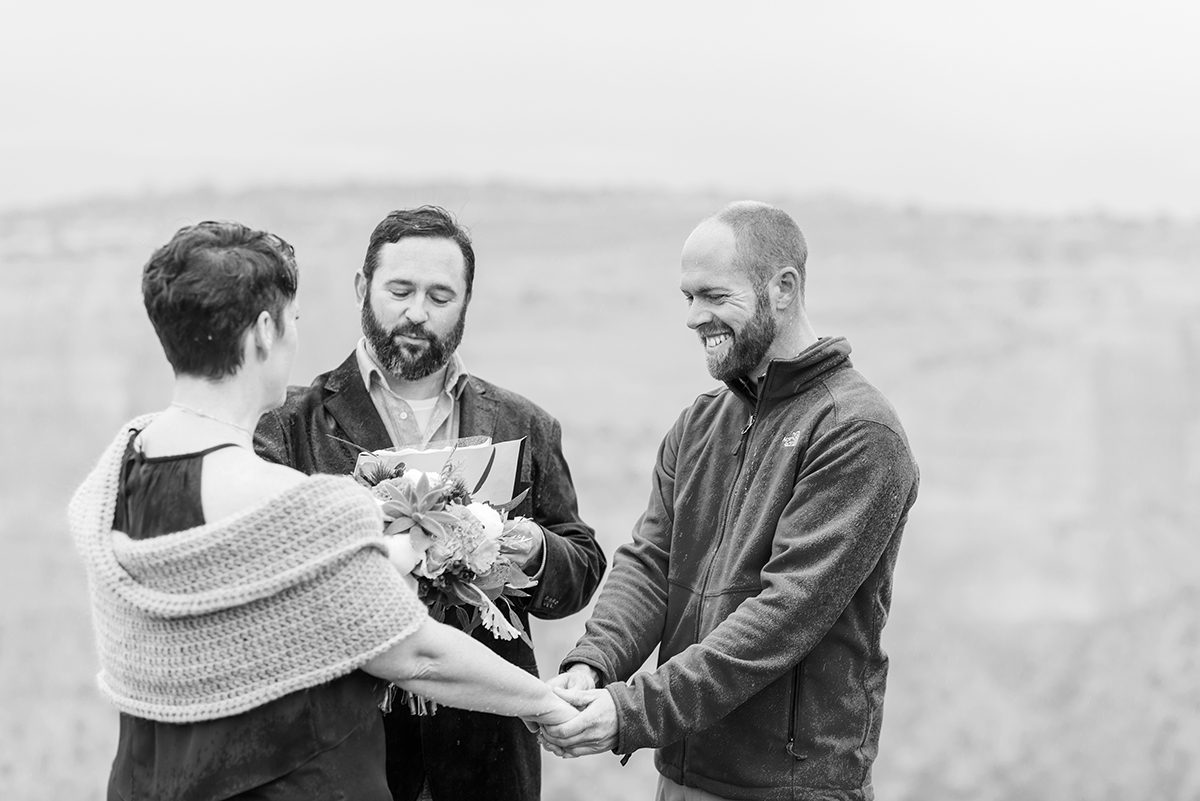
[357,237,469,380]
[680,221,778,381]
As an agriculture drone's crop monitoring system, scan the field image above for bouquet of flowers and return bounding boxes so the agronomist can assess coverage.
[352,445,537,714]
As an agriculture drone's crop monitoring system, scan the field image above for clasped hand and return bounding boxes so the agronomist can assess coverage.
[531,667,618,758]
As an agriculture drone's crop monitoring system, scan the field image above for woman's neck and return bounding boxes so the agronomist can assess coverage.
[165,376,264,443]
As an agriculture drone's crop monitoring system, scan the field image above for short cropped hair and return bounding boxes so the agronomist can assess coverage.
[142,221,298,379]
[715,201,808,299]
[361,206,475,296]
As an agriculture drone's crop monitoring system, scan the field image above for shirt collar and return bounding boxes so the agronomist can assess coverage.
[354,337,470,399]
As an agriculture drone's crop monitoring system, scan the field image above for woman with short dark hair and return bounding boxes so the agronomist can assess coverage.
[69,221,575,801]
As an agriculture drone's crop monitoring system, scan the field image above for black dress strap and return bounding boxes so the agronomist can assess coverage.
[190,442,242,458]
[113,438,242,541]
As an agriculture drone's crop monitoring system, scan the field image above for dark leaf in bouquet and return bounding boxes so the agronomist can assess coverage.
[443,477,473,505]
[492,488,530,517]
[355,455,394,487]
[448,581,481,606]
[504,601,534,649]
[464,606,482,635]
[454,605,472,630]
[501,587,531,599]
[428,599,448,624]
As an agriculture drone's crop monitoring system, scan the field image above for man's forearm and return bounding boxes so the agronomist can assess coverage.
[561,530,670,683]
[562,423,681,680]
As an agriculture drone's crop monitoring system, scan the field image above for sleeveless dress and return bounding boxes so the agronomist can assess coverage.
[106,434,394,801]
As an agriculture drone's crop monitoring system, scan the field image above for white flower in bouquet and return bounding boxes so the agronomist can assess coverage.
[402,468,444,486]
[465,502,504,539]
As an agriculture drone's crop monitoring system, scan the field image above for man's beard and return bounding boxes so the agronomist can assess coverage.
[702,285,777,382]
[361,300,467,381]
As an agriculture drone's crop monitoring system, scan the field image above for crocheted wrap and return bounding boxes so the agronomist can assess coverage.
[68,415,428,723]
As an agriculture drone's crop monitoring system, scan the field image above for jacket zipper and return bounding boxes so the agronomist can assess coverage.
[786,661,807,760]
[684,409,756,777]
[700,411,756,601]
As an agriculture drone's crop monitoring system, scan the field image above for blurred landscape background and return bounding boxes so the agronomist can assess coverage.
[2,183,1198,800]
[3,1,1200,799]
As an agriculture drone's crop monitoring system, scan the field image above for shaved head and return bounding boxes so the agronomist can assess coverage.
[708,201,808,300]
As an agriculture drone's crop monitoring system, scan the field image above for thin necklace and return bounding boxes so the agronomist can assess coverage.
[170,402,254,438]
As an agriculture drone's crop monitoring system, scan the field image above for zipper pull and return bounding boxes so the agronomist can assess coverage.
[733,415,755,455]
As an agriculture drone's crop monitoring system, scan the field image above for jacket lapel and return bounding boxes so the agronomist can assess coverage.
[321,353,393,453]
[458,377,499,440]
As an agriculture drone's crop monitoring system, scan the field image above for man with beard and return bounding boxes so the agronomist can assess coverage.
[254,206,606,801]
[540,202,919,801]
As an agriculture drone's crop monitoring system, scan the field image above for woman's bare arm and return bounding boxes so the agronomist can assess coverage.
[364,619,575,727]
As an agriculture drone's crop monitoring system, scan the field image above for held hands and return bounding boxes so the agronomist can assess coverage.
[535,665,618,758]
[545,663,598,692]
[522,664,596,734]
[539,688,618,758]
[520,692,579,732]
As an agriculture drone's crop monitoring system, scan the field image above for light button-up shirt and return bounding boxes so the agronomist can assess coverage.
[355,338,468,450]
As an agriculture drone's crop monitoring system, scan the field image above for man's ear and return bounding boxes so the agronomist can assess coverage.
[355,272,368,308]
[771,267,801,310]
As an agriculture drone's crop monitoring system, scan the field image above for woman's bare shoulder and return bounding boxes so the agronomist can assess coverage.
[201,447,310,520]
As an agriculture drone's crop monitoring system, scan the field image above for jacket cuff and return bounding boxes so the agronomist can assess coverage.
[521,523,549,581]
[603,680,644,755]
[525,526,570,615]
[559,647,612,686]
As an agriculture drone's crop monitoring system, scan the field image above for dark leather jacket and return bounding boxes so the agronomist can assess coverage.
[566,338,918,801]
[255,354,606,801]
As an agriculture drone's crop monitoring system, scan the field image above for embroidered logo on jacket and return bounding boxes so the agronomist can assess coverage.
[782,430,803,448]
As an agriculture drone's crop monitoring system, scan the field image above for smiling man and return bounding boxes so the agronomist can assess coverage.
[254,206,605,801]
[543,202,920,801]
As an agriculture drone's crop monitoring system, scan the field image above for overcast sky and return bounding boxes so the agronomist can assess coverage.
[2,1,1197,216]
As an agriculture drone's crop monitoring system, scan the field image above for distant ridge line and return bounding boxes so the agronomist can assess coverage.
[4,180,1195,227]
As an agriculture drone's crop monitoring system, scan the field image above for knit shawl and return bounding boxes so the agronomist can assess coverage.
[68,415,427,724]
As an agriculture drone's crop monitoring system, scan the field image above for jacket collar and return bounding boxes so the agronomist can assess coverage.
[458,375,499,440]
[725,337,853,409]
[320,354,393,453]
[320,354,501,448]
